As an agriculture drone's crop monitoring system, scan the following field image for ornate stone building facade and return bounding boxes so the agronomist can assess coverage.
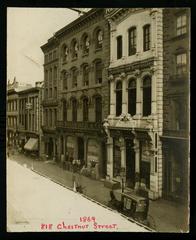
[104,8,164,199]
[41,9,110,178]
[162,8,190,202]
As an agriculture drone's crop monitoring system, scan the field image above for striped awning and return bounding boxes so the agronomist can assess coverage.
[24,138,38,151]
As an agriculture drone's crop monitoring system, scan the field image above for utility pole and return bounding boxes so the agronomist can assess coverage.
[68,8,91,16]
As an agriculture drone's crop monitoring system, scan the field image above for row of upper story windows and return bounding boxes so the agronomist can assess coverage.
[45,67,58,86]
[7,116,17,127]
[115,76,152,117]
[7,100,17,112]
[61,28,103,63]
[61,60,103,90]
[45,49,58,64]
[62,96,102,123]
[176,13,188,37]
[116,24,151,60]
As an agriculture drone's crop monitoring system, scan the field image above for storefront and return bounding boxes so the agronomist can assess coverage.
[162,137,189,202]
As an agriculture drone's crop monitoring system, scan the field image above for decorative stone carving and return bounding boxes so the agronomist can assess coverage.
[120,72,126,79]
[108,74,114,82]
[134,69,141,77]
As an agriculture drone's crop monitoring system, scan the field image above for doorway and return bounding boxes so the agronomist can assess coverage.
[77,137,84,165]
[125,139,135,189]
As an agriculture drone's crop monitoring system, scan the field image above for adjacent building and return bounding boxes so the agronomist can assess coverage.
[17,82,44,155]
[7,79,32,148]
[162,8,190,202]
[41,8,110,178]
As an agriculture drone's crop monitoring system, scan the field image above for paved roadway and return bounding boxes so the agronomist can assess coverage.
[7,159,149,232]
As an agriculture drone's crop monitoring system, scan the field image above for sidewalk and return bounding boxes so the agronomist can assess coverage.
[8,151,189,232]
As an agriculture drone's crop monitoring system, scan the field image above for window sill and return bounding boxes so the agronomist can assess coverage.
[94,47,102,53]
[71,57,78,62]
[82,52,89,57]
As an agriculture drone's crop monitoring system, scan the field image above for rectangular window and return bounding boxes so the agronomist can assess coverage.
[53,50,57,59]
[177,14,187,36]
[117,36,122,59]
[128,27,137,55]
[143,25,151,51]
[176,53,187,75]
[95,62,102,84]
[49,88,52,98]
[54,87,57,99]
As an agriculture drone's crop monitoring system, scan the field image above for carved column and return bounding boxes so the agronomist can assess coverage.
[121,73,127,114]
[109,75,115,116]
[150,67,157,116]
[106,137,113,178]
[135,70,142,117]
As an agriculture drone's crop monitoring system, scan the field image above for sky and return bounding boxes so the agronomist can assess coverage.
[7,8,80,86]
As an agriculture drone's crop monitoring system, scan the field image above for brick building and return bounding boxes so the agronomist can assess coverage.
[17,82,44,155]
[7,79,32,148]
[161,8,190,202]
[41,9,110,178]
[104,8,164,199]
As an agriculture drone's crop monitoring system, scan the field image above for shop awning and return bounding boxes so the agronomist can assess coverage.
[24,138,38,151]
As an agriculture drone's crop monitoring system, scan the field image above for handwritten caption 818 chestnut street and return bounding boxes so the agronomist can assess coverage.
[40,216,118,231]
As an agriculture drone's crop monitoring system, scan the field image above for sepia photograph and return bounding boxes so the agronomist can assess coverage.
[6,7,190,233]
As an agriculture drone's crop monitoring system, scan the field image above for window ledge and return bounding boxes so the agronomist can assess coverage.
[82,52,89,57]
[94,47,102,53]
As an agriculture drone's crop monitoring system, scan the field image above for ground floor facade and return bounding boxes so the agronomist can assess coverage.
[7,129,18,147]
[41,128,107,179]
[105,126,162,200]
[162,137,189,203]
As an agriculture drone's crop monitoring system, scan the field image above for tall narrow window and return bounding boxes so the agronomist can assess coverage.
[63,45,68,62]
[53,66,57,83]
[45,70,48,87]
[83,35,90,54]
[128,27,137,55]
[83,98,88,122]
[63,72,68,90]
[54,87,57,99]
[96,29,103,48]
[54,109,57,126]
[83,65,89,86]
[142,76,151,116]
[128,79,136,116]
[143,25,151,51]
[72,68,77,88]
[49,68,52,83]
[63,101,67,122]
[116,81,122,116]
[71,40,78,59]
[117,36,122,59]
[177,14,187,36]
[95,61,102,84]
[176,53,187,75]
[72,99,77,122]
[95,96,102,122]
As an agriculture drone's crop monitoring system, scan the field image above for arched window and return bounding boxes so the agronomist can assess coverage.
[95,60,102,84]
[95,96,102,122]
[95,29,103,49]
[142,76,151,116]
[72,68,78,88]
[62,71,68,90]
[128,27,137,55]
[83,65,89,86]
[63,100,67,122]
[143,24,151,51]
[128,79,136,116]
[83,98,88,122]
[83,35,90,54]
[62,45,68,62]
[72,98,77,122]
[116,81,122,116]
[71,39,78,59]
